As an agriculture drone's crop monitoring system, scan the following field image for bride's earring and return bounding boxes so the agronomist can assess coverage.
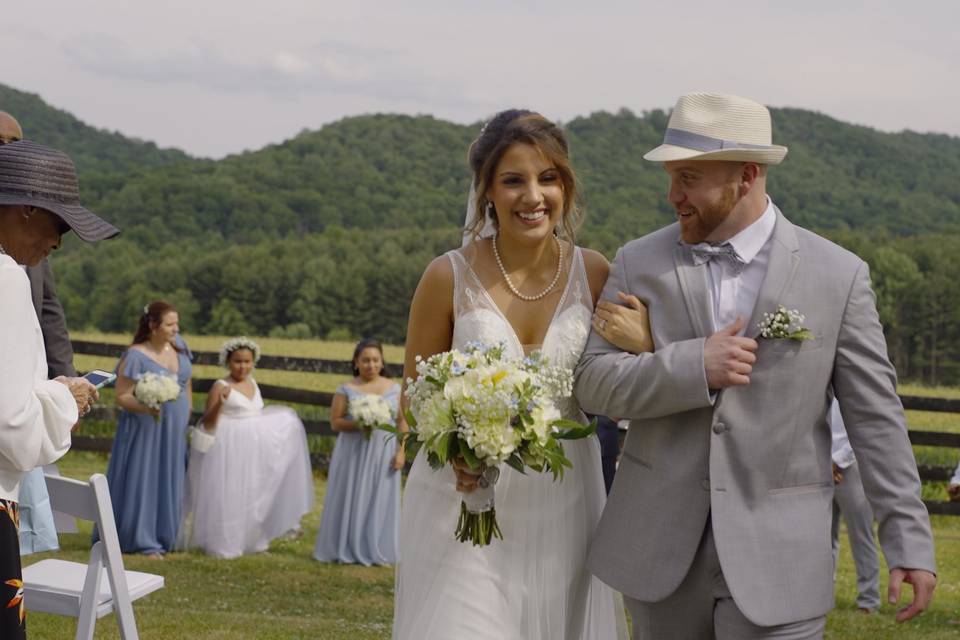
[486,202,495,218]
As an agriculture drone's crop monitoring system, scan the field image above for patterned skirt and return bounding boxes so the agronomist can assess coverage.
[0,500,25,639]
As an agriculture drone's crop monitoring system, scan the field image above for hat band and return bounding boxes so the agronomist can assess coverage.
[663,128,773,152]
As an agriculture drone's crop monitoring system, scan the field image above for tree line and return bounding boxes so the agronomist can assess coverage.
[4,82,959,384]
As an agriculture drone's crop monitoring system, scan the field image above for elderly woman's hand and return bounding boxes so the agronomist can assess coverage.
[55,376,99,417]
[593,291,654,354]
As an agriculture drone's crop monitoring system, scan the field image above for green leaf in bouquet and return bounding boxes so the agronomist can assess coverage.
[434,432,452,466]
[377,424,401,437]
[553,418,598,440]
[505,453,526,475]
[425,375,443,387]
[459,441,481,470]
[446,433,461,462]
[427,451,445,470]
[404,408,418,429]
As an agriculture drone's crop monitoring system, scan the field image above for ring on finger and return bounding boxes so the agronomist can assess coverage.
[599,319,607,331]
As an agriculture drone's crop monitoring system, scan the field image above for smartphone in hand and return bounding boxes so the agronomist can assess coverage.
[83,369,117,389]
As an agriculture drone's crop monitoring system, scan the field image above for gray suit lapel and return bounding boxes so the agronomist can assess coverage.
[747,208,800,339]
[674,242,714,338]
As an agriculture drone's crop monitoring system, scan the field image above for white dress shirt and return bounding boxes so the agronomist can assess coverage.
[0,254,76,501]
[706,198,777,334]
[829,399,857,469]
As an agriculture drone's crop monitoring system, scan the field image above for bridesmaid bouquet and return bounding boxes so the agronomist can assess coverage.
[348,394,394,440]
[134,372,181,418]
[388,341,595,546]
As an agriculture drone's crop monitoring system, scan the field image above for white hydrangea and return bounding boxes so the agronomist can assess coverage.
[134,372,181,410]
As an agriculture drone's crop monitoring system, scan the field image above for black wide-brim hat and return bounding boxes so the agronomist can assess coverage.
[0,140,119,242]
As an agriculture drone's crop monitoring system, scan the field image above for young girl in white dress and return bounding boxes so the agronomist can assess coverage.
[392,110,643,639]
[180,337,314,558]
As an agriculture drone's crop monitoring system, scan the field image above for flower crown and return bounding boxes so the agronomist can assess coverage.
[219,336,261,367]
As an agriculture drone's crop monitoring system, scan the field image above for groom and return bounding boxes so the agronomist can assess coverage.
[575,93,936,638]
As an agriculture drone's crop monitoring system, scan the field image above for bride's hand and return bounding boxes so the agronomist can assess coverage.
[452,455,482,493]
[593,291,654,354]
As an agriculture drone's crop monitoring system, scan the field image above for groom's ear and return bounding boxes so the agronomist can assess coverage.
[737,162,763,197]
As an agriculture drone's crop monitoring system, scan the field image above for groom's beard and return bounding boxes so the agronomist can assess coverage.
[679,184,738,244]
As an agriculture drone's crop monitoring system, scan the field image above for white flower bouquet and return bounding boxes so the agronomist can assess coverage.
[134,372,181,415]
[348,394,394,440]
[386,341,595,546]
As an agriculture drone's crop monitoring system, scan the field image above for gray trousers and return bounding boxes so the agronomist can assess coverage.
[626,523,826,639]
[831,461,881,610]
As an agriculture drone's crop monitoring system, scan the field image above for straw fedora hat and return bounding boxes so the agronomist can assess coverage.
[644,93,788,165]
[0,140,119,242]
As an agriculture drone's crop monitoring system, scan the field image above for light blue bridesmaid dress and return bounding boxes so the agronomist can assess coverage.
[313,382,401,565]
[102,335,193,554]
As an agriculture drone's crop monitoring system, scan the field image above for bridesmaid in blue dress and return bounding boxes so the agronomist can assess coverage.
[313,338,402,565]
[103,300,193,557]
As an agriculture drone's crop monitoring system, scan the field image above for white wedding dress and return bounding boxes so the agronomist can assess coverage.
[393,247,628,639]
[180,379,314,558]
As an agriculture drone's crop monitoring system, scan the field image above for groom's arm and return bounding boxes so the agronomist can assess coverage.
[832,261,936,577]
[575,247,713,420]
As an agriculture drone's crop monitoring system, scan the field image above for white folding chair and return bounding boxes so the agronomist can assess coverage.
[21,473,164,640]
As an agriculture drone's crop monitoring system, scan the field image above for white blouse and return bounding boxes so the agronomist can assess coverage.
[0,254,76,501]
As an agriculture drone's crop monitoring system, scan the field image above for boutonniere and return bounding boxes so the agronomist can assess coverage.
[757,305,814,341]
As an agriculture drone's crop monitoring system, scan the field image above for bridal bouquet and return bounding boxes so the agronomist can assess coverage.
[134,372,181,414]
[389,341,595,546]
[348,394,394,440]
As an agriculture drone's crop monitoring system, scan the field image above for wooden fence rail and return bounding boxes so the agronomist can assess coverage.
[71,341,960,514]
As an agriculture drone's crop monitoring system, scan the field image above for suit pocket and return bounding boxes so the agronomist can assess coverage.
[768,482,832,496]
[761,336,823,355]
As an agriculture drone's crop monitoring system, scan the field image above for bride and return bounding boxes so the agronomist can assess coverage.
[393,110,649,639]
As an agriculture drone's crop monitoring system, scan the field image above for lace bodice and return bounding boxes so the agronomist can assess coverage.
[446,246,593,420]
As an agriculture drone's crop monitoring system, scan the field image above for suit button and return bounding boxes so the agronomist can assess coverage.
[701,479,710,491]
[712,422,727,434]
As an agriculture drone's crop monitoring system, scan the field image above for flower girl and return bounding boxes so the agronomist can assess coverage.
[179,337,313,558]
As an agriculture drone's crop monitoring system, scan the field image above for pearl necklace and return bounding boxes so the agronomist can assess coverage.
[492,233,563,301]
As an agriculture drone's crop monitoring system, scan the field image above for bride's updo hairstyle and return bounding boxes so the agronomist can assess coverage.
[467,109,582,242]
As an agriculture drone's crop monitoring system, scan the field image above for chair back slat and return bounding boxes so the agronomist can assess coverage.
[44,474,99,521]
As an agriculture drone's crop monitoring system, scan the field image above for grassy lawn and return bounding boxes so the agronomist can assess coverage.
[19,450,960,639]
[40,334,960,637]
[25,452,395,640]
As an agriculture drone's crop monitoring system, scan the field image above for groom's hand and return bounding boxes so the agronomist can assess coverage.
[889,568,936,622]
[704,318,757,389]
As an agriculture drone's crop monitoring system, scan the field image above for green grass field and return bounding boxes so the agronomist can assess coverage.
[24,332,959,638]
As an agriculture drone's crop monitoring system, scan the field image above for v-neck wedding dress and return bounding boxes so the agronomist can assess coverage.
[392,247,627,639]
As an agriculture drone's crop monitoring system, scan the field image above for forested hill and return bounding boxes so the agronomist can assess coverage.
[0,83,191,176]
[5,85,959,383]
[71,109,960,249]
[5,81,960,251]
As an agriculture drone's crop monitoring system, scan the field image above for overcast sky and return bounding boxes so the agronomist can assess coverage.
[5,1,958,158]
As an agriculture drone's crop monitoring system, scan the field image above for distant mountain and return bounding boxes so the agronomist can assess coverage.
[10,87,954,380]
[0,83,192,176]
[66,110,960,254]
[7,83,959,250]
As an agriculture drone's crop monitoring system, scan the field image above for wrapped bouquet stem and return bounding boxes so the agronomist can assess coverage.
[382,341,595,546]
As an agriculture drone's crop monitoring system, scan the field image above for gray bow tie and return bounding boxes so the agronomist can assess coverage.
[689,242,746,275]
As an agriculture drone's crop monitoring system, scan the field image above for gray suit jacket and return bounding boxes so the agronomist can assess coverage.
[27,259,77,378]
[574,209,935,626]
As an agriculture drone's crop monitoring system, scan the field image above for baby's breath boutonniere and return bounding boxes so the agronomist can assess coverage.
[757,305,814,341]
